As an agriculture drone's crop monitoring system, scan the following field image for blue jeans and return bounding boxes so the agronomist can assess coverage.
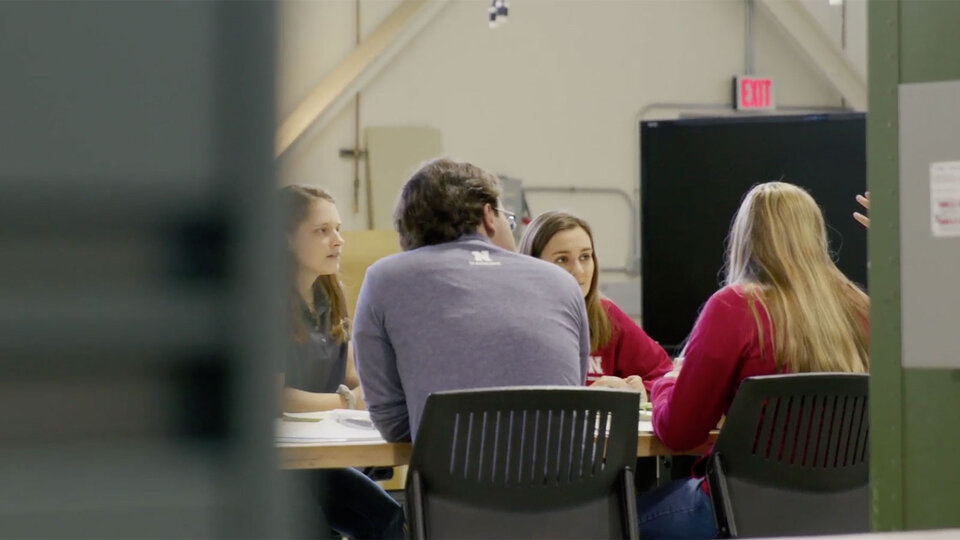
[291,467,405,539]
[636,478,718,539]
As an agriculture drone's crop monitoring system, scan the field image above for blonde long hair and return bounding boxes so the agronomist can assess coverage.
[519,211,612,352]
[726,182,869,373]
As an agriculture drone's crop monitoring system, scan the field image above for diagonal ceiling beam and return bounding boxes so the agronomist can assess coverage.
[757,0,867,110]
[276,0,449,157]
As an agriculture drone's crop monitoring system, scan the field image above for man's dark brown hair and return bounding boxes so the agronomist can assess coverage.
[394,157,503,250]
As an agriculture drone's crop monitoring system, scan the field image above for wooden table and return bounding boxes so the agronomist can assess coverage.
[280,440,413,470]
[637,431,716,459]
[278,431,717,470]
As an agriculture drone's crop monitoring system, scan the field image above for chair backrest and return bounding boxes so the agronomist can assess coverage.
[706,373,870,538]
[406,387,640,540]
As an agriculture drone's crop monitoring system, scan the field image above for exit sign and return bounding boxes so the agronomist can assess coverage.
[734,76,775,110]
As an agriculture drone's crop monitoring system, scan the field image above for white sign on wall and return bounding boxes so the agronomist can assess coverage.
[899,80,960,368]
[930,161,960,237]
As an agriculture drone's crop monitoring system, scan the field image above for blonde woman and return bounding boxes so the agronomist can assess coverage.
[518,211,673,399]
[636,182,869,539]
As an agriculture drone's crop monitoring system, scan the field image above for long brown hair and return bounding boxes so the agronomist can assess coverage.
[518,211,612,352]
[725,182,869,373]
[280,185,350,344]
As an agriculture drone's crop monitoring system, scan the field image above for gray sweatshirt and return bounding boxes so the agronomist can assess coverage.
[353,234,590,442]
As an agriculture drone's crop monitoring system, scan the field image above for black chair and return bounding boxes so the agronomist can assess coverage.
[405,387,640,539]
[705,373,870,538]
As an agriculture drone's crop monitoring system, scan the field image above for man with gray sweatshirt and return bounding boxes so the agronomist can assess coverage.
[353,158,590,442]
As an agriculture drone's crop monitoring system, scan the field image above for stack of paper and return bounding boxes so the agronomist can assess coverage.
[276,409,385,443]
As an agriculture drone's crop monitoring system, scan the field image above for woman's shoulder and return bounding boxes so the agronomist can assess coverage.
[703,284,763,317]
[711,284,747,302]
[599,297,634,327]
[599,298,653,347]
[600,297,624,315]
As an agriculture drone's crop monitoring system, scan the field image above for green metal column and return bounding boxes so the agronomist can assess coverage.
[868,0,960,531]
[867,0,902,530]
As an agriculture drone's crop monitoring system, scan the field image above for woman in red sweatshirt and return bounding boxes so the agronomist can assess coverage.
[635,182,870,538]
[519,211,673,397]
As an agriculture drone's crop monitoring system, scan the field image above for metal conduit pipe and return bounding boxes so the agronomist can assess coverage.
[746,0,756,75]
[525,91,855,278]
[527,102,855,277]
[523,186,638,274]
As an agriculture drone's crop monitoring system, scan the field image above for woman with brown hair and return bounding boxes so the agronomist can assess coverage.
[518,211,673,399]
[279,185,403,539]
[279,184,359,412]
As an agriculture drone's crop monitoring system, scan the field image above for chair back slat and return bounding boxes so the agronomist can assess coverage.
[530,409,550,486]
[507,409,527,486]
[568,409,586,483]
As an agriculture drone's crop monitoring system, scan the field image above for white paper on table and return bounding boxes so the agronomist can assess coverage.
[930,161,960,237]
[276,409,384,443]
[638,420,654,433]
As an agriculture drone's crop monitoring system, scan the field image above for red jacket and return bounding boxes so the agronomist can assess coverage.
[650,285,777,452]
[587,299,674,392]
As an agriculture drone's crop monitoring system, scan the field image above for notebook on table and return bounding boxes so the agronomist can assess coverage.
[276,409,384,443]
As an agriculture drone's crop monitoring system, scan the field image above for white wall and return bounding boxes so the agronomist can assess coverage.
[845,0,868,81]
[798,0,867,80]
[277,0,857,307]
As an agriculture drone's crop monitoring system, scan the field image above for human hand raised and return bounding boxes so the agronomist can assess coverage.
[854,191,870,229]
